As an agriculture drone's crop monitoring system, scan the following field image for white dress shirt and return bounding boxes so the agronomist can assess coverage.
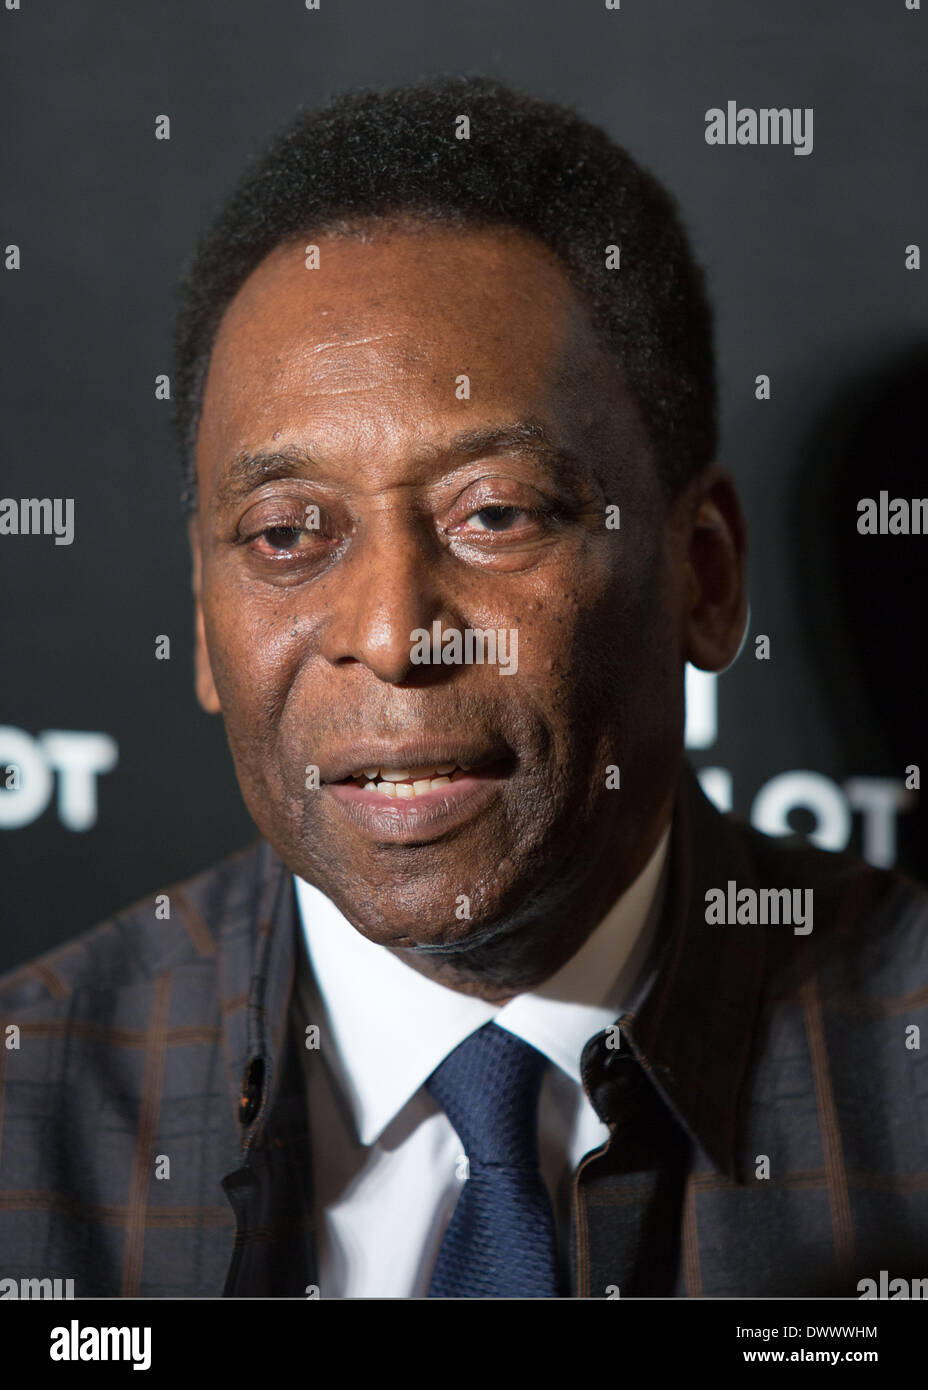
[292,824,671,1297]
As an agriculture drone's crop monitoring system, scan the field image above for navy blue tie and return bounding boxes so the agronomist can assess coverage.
[425,1021,561,1298]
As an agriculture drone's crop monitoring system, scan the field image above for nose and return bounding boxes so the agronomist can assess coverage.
[318,512,455,684]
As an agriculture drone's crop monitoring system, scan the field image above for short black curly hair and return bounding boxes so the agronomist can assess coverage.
[172,74,716,512]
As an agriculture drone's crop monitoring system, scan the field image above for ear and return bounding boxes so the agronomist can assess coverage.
[189,518,221,714]
[678,464,748,672]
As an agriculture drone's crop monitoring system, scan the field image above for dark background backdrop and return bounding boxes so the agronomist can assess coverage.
[2,0,926,972]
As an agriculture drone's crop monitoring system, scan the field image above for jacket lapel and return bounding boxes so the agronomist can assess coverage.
[218,840,318,1295]
[570,765,769,1295]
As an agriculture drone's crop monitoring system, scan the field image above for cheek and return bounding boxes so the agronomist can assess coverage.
[532,546,678,759]
[524,549,663,698]
[202,590,299,738]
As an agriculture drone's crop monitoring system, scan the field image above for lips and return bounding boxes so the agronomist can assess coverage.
[323,749,513,842]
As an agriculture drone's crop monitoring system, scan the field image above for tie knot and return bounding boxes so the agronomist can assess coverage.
[424,1022,549,1166]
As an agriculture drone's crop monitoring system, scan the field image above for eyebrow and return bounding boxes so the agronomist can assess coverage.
[213,419,590,508]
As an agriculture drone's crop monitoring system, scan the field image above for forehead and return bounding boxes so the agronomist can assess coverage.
[195,222,643,487]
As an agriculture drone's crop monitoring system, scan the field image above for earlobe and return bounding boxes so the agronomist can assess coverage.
[194,603,222,714]
[682,467,748,673]
[720,599,752,672]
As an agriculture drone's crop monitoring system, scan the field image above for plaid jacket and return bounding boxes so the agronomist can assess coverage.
[1,765,926,1298]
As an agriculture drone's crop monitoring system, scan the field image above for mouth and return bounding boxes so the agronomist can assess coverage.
[323,752,513,842]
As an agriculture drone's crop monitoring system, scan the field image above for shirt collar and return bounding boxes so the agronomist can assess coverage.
[293,824,671,1147]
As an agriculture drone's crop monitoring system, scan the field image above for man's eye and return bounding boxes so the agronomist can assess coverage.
[244,523,317,557]
[467,506,530,532]
[261,525,304,551]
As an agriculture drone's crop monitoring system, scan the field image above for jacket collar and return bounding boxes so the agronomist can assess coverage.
[218,838,300,1154]
[601,763,768,1181]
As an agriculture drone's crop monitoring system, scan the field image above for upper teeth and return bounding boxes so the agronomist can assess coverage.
[360,763,459,781]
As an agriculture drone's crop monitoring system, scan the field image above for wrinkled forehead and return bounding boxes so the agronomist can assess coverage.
[195,222,652,497]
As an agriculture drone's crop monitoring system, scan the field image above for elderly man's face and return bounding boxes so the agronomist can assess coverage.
[191,221,742,993]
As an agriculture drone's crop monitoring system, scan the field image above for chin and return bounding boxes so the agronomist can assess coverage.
[345,892,511,953]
